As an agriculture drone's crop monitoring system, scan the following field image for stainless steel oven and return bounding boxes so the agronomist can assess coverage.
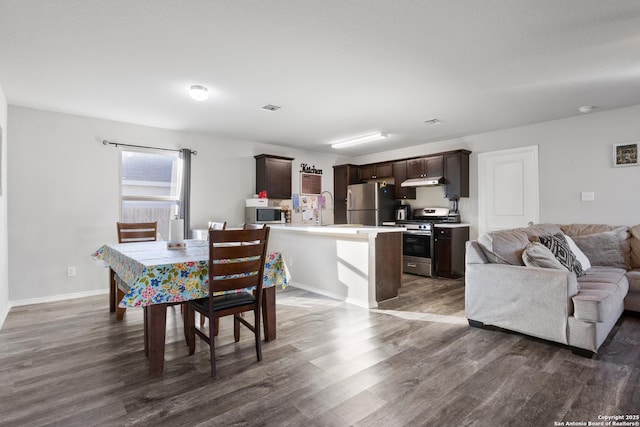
[402,228,434,277]
[400,207,460,277]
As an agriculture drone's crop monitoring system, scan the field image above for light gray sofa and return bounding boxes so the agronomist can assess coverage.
[465,223,640,357]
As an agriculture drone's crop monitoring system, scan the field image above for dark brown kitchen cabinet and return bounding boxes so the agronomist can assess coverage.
[333,164,359,224]
[255,154,294,199]
[392,160,416,200]
[406,155,443,179]
[443,150,470,199]
[434,226,469,278]
[358,162,393,181]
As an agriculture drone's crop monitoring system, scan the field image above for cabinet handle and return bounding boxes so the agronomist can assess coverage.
[407,263,417,268]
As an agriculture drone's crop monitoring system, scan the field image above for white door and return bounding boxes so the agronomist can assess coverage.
[478,145,539,235]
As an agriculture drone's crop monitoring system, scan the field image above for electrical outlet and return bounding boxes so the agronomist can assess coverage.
[67,266,76,277]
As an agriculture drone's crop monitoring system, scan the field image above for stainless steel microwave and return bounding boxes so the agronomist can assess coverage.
[245,206,283,224]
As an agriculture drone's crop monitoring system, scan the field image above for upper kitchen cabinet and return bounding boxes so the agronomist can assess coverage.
[443,150,470,199]
[392,160,416,200]
[358,162,393,181]
[255,154,294,199]
[406,155,443,179]
[333,164,359,224]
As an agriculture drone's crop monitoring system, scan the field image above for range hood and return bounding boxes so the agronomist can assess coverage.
[400,176,444,187]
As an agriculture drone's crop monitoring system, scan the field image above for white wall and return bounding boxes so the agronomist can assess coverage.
[7,106,349,304]
[354,104,640,239]
[0,86,8,328]
[7,103,640,305]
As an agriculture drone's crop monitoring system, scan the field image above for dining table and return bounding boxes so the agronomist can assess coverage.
[92,239,290,376]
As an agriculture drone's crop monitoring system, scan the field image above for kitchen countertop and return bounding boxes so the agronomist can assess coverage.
[269,224,405,235]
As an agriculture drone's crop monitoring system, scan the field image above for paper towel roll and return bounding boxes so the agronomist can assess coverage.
[170,218,184,243]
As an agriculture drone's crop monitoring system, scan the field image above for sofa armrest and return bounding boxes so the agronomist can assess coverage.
[466,240,489,264]
[465,263,579,345]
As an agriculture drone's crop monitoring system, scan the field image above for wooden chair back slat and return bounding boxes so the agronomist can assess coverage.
[117,222,158,243]
[211,259,264,278]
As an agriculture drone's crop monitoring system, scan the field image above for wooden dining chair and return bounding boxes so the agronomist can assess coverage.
[185,225,270,377]
[208,221,227,231]
[243,222,265,230]
[113,222,158,320]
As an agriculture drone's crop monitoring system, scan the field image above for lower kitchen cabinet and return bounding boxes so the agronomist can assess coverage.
[434,225,469,278]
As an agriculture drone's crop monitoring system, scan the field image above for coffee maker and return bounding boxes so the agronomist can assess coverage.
[395,204,411,221]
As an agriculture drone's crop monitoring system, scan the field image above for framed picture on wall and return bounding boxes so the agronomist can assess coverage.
[613,142,639,167]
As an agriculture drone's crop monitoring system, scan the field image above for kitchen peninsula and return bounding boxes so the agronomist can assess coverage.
[267,224,404,309]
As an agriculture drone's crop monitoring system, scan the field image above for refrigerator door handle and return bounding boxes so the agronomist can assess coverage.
[347,188,353,210]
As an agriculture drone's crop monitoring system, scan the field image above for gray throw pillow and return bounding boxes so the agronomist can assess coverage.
[571,230,628,268]
[477,229,529,265]
[522,242,569,271]
[539,233,585,276]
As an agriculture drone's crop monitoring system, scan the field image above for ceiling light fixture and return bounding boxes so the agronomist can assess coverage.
[262,104,282,111]
[189,85,209,101]
[578,105,595,113]
[331,132,388,149]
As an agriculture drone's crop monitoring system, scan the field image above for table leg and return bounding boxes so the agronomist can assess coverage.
[262,286,276,341]
[109,269,116,313]
[148,304,167,376]
[184,303,195,354]
[143,306,149,357]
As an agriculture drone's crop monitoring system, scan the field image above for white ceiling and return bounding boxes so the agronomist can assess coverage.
[2,1,640,156]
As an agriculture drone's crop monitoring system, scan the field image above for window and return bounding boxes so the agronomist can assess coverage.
[120,148,183,240]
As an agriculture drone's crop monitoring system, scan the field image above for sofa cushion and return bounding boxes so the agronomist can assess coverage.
[523,223,563,240]
[539,233,585,276]
[571,229,629,269]
[478,229,529,265]
[521,242,569,271]
[559,224,621,236]
[564,234,591,271]
[572,267,628,322]
[625,270,640,294]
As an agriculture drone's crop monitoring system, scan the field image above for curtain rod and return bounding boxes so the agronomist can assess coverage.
[102,139,198,156]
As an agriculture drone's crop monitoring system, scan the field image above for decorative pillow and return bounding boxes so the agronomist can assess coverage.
[571,230,628,269]
[564,234,591,271]
[539,233,585,276]
[478,229,530,265]
[521,242,569,271]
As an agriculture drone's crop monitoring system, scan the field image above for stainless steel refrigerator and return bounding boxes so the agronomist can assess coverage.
[347,182,396,225]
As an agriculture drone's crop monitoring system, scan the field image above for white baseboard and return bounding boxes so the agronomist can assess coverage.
[10,288,109,308]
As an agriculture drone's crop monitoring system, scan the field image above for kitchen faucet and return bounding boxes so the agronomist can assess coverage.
[317,190,334,225]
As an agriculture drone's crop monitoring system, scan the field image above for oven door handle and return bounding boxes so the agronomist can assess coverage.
[403,230,432,236]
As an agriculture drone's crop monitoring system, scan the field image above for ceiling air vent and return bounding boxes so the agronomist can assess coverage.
[262,104,282,111]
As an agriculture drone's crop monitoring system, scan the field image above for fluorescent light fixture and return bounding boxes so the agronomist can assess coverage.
[189,85,209,101]
[578,105,595,113]
[331,132,388,149]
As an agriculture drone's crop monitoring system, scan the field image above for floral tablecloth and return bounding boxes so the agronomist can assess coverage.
[92,240,290,307]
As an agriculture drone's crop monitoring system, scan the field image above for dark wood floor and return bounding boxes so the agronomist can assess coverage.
[1,275,639,426]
